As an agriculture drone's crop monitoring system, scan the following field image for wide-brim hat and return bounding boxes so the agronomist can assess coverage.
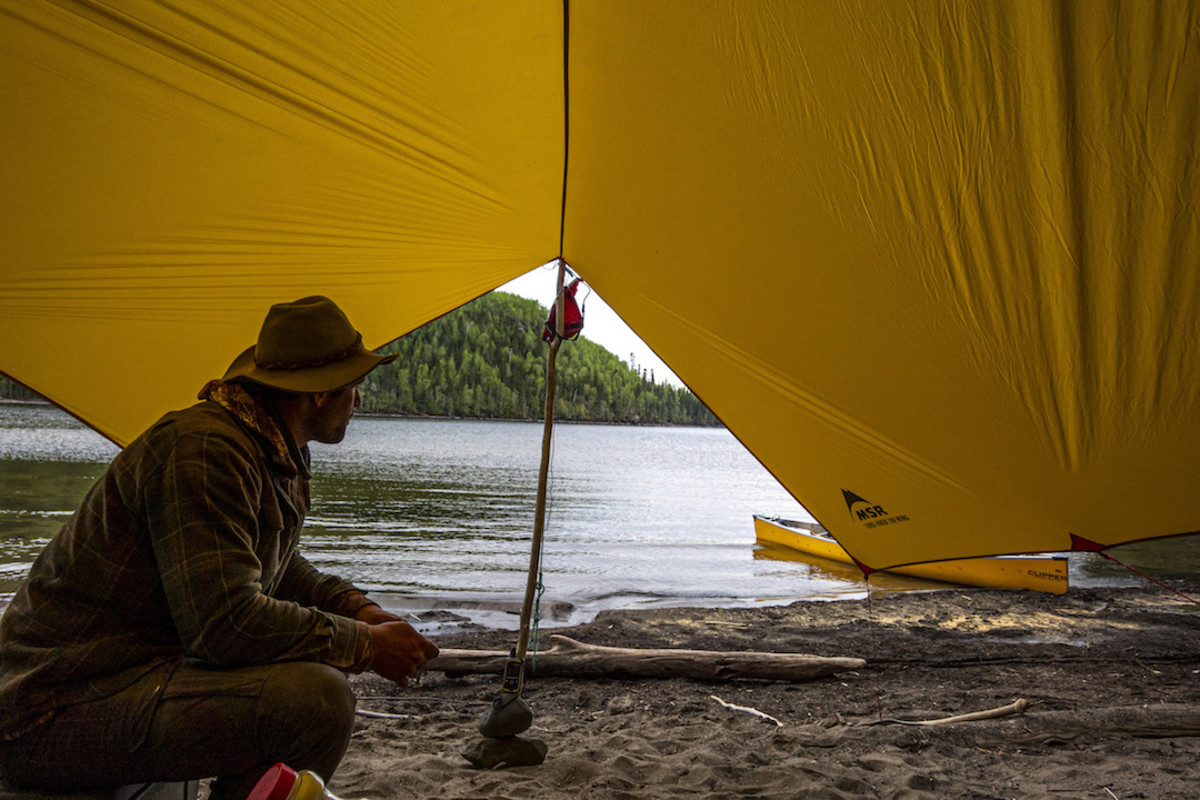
[222,295,397,393]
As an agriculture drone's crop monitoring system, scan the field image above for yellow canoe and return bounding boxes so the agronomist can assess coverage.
[754,515,1068,595]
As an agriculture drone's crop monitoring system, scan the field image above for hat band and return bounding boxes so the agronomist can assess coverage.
[254,333,365,371]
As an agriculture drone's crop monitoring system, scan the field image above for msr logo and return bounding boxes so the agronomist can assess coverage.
[842,489,886,521]
[842,489,911,529]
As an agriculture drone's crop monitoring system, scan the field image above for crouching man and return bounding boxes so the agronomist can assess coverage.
[0,296,438,799]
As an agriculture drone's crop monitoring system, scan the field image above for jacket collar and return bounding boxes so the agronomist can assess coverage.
[198,380,310,479]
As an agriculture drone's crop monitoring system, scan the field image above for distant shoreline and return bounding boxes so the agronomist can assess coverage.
[0,400,722,429]
[354,410,721,429]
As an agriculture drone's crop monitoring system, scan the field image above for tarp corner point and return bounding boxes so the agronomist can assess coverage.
[849,555,876,578]
[1068,534,1107,552]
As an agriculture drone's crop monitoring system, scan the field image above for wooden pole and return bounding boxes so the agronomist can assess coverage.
[516,262,567,661]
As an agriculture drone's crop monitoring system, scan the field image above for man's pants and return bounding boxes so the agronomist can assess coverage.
[0,660,357,800]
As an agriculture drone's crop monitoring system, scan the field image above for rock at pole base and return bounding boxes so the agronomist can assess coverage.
[461,736,548,769]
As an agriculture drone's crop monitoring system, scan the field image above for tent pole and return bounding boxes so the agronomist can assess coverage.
[474,262,566,752]
[516,261,566,660]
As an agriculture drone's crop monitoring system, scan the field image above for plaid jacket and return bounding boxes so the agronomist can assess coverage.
[0,389,373,738]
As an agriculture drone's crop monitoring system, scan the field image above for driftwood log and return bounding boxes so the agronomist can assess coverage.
[844,704,1200,744]
[429,634,865,682]
[990,704,1200,744]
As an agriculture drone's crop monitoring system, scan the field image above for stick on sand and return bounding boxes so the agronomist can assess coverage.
[864,698,1031,727]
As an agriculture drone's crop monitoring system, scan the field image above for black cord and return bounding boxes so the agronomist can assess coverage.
[557,0,570,260]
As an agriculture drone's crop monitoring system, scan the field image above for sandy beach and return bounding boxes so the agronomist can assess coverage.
[329,583,1200,799]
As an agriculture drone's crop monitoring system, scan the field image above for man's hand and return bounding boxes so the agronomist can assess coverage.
[367,620,440,687]
[355,602,405,625]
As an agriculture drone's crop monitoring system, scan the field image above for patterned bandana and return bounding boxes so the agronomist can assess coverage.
[198,380,294,472]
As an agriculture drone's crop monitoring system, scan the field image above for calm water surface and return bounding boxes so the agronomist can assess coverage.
[0,402,1192,629]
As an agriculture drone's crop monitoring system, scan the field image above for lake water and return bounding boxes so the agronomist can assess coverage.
[0,402,1193,630]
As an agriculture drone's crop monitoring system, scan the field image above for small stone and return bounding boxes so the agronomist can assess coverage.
[605,694,636,715]
[461,735,549,768]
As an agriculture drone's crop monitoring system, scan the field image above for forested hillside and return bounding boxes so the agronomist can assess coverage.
[361,292,718,425]
[0,292,719,426]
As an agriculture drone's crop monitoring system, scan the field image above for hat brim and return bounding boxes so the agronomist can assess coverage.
[222,345,398,393]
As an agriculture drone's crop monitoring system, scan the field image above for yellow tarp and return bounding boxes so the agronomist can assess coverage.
[3,0,1199,571]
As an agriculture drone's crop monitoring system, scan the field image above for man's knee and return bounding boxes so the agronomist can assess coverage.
[261,663,356,734]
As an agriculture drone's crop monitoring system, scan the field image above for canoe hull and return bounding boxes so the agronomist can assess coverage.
[754,516,1068,594]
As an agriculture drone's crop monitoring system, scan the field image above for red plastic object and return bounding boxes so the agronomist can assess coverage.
[247,763,299,800]
[541,278,584,342]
